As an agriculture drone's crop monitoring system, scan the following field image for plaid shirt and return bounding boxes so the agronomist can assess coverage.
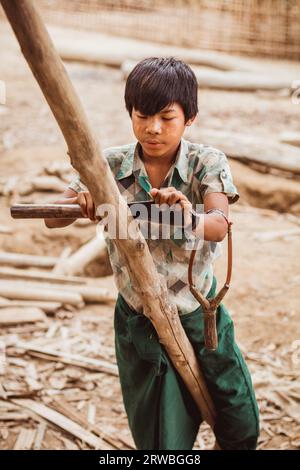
[68,138,239,315]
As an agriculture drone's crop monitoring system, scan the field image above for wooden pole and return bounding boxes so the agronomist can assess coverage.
[1,0,217,431]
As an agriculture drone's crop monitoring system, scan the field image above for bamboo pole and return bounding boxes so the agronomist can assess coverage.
[1,0,217,432]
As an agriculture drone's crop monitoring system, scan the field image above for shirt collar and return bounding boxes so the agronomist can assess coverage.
[116,138,189,184]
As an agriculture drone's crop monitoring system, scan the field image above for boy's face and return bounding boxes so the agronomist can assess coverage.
[131,102,195,160]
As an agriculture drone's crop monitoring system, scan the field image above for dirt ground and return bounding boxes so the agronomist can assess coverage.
[0,20,299,450]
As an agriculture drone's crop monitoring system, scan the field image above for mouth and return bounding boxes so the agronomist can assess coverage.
[144,140,163,147]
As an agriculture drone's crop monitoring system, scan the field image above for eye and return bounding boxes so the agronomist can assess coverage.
[162,117,175,121]
[137,115,147,119]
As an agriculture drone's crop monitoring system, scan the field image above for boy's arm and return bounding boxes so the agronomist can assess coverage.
[202,192,229,242]
[150,188,229,242]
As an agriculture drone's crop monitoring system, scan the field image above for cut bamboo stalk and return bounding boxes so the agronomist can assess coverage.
[193,68,291,91]
[0,298,62,314]
[49,397,122,449]
[54,235,107,276]
[0,280,84,306]
[15,341,118,376]
[13,428,36,450]
[254,228,300,242]
[0,266,89,285]
[49,25,251,72]
[32,175,66,192]
[198,129,300,175]
[0,225,13,234]
[12,399,111,450]
[0,280,114,303]
[279,131,300,148]
[33,421,47,450]
[0,251,59,269]
[0,307,47,325]
[52,247,72,273]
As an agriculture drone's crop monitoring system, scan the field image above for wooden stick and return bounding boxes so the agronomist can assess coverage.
[52,247,72,274]
[198,129,300,175]
[0,307,47,325]
[12,399,111,450]
[0,266,90,285]
[279,131,300,148]
[32,175,67,193]
[1,0,217,431]
[0,279,114,303]
[50,25,251,72]
[53,235,107,276]
[0,251,59,269]
[0,225,13,234]
[0,280,84,306]
[11,203,83,219]
[33,421,47,450]
[15,341,119,376]
[13,428,36,450]
[0,298,62,314]
[49,397,122,449]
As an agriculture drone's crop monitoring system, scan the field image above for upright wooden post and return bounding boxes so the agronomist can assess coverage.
[1,0,217,432]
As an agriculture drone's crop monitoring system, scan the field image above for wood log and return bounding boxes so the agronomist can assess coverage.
[0,279,115,303]
[33,422,47,450]
[52,246,72,273]
[0,307,46,325]
[15,341,118,376]
[193,68,291,91]
[198,129,300,175]
[32,175,66,193]
[279,131,300,148]
[49,397,123,449]
[0,225,13,234]
[54,235,107,276]
[0,266,89,285]
[44,161,73,178]
[0,412,29,421]
[0,280,84,306]
[49,25,251,72]
[13,428,36,450]
[122,61,292,91]
[0,251,59,268]
[0,298,62,314]
[254,228,300,242]
[1,0,217,432]
[12,399,111,450]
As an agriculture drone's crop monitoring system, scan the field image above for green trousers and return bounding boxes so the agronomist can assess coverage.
[114,277,259,450]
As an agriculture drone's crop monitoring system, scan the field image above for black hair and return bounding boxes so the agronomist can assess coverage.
[124,57,198,122]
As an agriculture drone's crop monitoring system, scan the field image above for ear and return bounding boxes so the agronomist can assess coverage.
[185,115,197,127]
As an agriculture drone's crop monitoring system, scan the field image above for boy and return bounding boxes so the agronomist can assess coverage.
[45,57,259,450]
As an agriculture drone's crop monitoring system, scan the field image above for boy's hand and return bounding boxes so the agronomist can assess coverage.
[67,191,97,222]
[150,187,193,226]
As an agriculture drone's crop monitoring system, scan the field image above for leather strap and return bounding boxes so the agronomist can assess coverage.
[188,209,233,351]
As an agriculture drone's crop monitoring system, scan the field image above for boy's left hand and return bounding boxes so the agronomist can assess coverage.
[150,187,193,226]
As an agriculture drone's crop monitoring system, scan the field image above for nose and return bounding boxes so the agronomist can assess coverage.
[145,117,162,135]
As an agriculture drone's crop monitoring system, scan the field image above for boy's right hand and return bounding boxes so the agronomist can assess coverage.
[67,191,97,222]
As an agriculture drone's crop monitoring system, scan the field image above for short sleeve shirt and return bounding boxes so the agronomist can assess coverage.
[68,138,239,315]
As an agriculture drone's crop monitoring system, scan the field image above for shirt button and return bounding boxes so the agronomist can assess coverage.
[221,169,227,178]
